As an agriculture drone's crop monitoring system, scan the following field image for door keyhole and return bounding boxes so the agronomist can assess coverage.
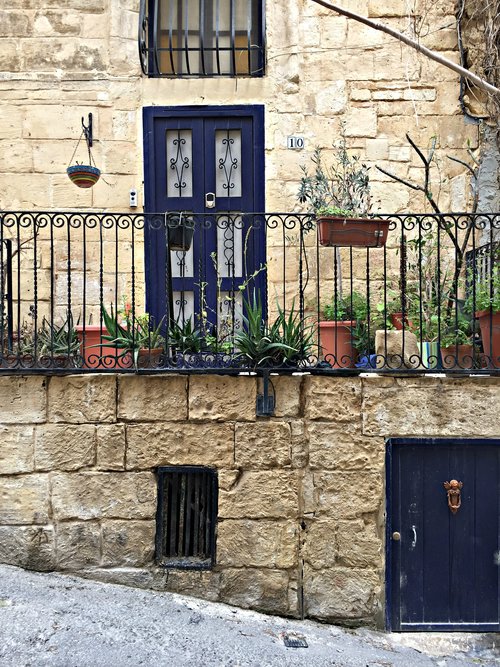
[205,192,216,208]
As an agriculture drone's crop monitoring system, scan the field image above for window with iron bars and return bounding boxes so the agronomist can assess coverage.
[155,466,218,569]
[140,0,265,77]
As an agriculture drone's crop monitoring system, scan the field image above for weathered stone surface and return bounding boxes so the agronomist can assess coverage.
[189,376,256,422]
[217,519,298,569]
[102,520,155,567]
[308,421,384,471]
[51,472,156,520]
[126,422,234,469]
[235,422,291,468]
[362,377,500,436]
[220,568,294,615]
[0,377,46,423]
[56,521,101,569]
[0,525,54,571]
[218,471,299,519]
[0,425,35,474]
[159,570,220,600]
[218,468,240,491]
[118,375,187,422]
[303,377,362,422]
[48,375,116,423]
[75,567,171,591]
[0,475,50,524]
[303,566,381,620]
[290,420,308,468]
[271,376,303,417]
[337,519,382,568]
[35,424,95,471]
[309,472,384,520]
[375,330,421,369]
[301,519,337,569]
[96,424,125,470]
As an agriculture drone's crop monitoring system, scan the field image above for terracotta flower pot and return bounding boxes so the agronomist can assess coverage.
[137,347,164,368]
[319,320,358,368]
[76,325,130,369]
[317,216,390,248]
[389,312,413,331]
[440,344,474,370]
[476,310,500,368]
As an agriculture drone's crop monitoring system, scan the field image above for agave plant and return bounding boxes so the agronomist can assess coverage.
[101,303,165,366]
[168,316,203,354]
[235,294,315,367]
[37,314,80,356]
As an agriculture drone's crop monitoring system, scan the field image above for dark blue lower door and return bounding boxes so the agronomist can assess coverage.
[387,439,500,631]
[143,105,265,332]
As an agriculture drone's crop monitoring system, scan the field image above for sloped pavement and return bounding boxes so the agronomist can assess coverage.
[0,565,497,667]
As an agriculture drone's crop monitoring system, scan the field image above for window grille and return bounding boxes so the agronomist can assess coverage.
[155,466,218,569]
[139,0,265,77]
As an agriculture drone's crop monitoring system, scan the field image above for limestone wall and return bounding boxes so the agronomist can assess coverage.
[0,0,479,214]
[1,372,498,626]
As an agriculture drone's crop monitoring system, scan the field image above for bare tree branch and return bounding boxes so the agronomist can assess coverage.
[309,0,500,97]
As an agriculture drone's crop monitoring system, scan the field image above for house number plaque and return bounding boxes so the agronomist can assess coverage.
[287,136,305,150]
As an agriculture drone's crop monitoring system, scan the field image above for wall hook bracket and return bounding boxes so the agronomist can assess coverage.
[256,372,275,417]
[82,113,93,149]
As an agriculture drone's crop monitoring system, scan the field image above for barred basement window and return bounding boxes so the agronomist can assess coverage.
[139,0,265,77]
[155,466,218,569]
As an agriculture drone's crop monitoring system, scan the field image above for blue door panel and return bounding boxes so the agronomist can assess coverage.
[142,106,265,329]
[387,439,500,631]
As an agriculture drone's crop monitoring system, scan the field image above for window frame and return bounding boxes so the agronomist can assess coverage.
[143,0,265,77]
[155,465,218,570]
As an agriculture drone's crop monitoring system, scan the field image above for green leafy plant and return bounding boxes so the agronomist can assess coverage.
[37,315,80,356]
[168,316,203,354]
[322,291,367,322]
[235,295,315,367]
[466,269,500,314]
[101,303,165,366]
[440,311,474,348]
[297,123,371,217]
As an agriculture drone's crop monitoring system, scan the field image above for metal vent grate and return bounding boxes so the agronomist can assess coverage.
[156,466,218,569]
[139,0,265,77]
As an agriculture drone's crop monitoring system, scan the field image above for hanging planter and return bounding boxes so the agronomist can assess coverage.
[66,113,101,189]
[317,216,390,248]
[167,212,195,252]
[67,164,101,188]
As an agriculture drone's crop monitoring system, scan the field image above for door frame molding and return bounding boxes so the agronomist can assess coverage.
[386,436,500,632]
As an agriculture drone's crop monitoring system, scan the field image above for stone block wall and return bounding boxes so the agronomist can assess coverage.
[1,372,498,626]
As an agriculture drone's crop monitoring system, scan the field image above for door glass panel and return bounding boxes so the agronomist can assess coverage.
[166,129,193,197]
[173,290,194,323]
[171,245,194,279]
[217,214,243,278]
[215,129,242,197]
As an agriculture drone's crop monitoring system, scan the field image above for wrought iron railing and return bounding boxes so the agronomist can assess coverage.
[0,211,498,374]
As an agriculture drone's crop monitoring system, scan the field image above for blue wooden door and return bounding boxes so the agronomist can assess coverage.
[387,439,500,631]
[143,106,265,338]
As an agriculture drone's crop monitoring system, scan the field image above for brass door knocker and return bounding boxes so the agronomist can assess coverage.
[443,480,463,514]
